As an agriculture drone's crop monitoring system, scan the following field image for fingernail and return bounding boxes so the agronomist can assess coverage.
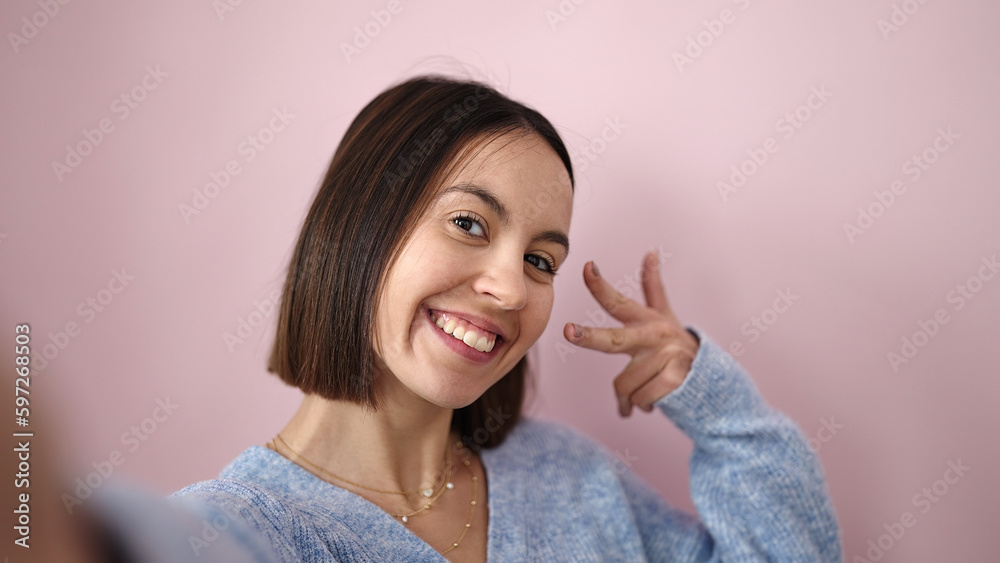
[572,323,583,339]
[591,262,600,277]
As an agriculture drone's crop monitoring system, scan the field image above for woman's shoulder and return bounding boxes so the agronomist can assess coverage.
[176,447,277,492]
[172,447,298,523]
[506,416,599,445]
[491,416,617,471]
[173,446,368,562]
[174,445,381,515]
[173,445,361,524]
[172,446,374,558]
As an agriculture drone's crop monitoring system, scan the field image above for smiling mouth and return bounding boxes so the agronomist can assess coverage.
[428,310,499,353]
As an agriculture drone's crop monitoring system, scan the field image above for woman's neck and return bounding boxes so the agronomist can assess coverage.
[276,386,456,494]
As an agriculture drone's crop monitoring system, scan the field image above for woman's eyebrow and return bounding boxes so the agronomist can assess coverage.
[437,183,510,225]
[437,182,570,255]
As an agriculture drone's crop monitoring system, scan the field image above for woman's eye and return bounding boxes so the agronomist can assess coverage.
[453,214,486,238]
[525,254,557,275]
[452,214,556,275]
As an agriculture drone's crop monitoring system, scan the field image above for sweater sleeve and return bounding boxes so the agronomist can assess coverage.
[623,327,842,562]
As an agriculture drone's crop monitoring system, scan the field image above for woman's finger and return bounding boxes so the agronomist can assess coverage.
[564,321,676,355]
[583,261,659,324]
[629,354,694,411]
[611,340,693,415]
[612,352,666,417]
[640,250,671,316]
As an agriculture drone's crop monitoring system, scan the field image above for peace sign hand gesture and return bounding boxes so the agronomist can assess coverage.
[563,250,700,418]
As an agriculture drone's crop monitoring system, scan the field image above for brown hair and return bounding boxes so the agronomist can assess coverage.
[268,75,574,449]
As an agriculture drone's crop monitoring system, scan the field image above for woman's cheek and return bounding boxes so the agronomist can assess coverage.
[528,288,555,336]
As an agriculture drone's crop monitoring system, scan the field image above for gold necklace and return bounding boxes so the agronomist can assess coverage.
[272,434,448,498]
[269,435,479,555]
[440,441,478,555]
[388,447,453,523]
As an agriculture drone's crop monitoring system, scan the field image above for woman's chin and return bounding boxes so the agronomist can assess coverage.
[401,377,490,410]
[373,359,498,411]
[421,387,486,410]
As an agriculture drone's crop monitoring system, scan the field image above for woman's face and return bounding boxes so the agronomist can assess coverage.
[373,132,574,409]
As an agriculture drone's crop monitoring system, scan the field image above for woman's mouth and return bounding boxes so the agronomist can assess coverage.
[428,310,498,353]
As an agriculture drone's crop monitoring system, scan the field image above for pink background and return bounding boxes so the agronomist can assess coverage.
[3,0,999,560]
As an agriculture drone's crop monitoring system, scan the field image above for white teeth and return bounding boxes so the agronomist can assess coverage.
[463,331,478,347]
[432,311,498,353]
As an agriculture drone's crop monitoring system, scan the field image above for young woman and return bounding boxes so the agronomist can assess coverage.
[174,76,842,562]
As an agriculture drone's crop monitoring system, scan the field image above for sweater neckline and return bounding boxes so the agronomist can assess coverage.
[236,443,507,561]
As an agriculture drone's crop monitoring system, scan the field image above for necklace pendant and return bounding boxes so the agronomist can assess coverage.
[446,482,454,490]
[401,515,408,524]
[422,488,433,497]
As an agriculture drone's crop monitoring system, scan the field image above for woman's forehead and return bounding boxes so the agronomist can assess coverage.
[436,132,572,197]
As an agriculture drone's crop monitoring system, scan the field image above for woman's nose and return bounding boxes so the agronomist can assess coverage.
[472,251,527,311]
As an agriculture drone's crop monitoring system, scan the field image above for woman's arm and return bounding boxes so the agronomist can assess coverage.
[631,328,842,561]
[564,251,841,561]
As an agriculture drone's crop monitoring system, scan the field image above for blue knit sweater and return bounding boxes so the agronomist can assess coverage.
[173,331,842,562]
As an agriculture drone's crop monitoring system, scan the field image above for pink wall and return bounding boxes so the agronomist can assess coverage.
[3,0,998,560]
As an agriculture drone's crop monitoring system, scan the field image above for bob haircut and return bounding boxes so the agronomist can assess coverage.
[268,75,574,450]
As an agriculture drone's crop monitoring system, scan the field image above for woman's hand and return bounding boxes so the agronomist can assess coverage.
[563,250,700,417]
